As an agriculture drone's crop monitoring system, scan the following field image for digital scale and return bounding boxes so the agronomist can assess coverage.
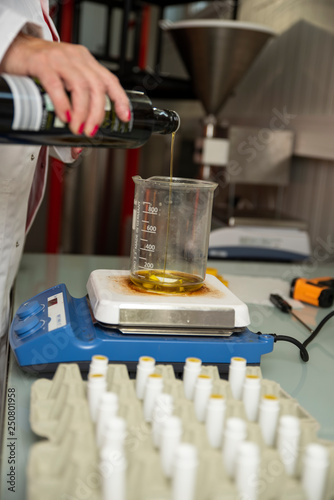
[9,270,274,376]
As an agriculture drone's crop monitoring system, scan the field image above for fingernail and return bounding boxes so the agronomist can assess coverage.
[77,148,83,155]
[65,110,72,123]
[90,125,99,137]
[78,122,85,135]
[127,110,132,121]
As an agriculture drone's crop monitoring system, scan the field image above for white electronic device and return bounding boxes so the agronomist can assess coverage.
[209,225,311,261]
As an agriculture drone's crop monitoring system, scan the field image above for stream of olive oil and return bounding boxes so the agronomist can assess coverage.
[162,131,175,276]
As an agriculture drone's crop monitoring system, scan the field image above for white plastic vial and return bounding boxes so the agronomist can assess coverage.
[194,374,213,422]
[277,415,300,476]
[205,394,226,448]
[89,354,109,376]
[172,443,198,500]
[235,441,260,500]
[301,443,329,500]
[258,394,280,447]
[136,356,156,400]
[87,373,107,422]
[228,357,247,400]
[96,392,119,448]
[160,415,183,478]
[100,448,127,500]
[183,357,202,400]
[242,375,261,422]
[152,393,174,448]
[222,417,247,478]
[143,373,163,422]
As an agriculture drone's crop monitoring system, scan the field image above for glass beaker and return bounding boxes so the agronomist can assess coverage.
[130,176,217,294]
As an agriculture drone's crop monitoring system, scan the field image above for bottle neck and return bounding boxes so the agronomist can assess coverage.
[152,108,180,135]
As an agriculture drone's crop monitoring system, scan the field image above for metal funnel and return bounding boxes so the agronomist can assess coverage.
[161,20,275,116]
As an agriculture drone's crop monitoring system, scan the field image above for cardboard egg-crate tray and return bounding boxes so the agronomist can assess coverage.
[27,363,334,500]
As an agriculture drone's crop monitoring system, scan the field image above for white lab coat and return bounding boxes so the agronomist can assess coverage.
[0,0,73,338]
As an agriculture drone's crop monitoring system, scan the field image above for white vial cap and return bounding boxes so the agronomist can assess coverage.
[185,357,202,369]
[91,354,109,367]
[208,393,225,406]
[138,355,155,368]
[260,393,279,409]
[196,373,212,385]
[88,372,107,383]
[244,374,260,385]
[230,357,247,367]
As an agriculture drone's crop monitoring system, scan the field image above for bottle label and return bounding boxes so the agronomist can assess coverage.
[103,96,133,133]
[3,74,43,131]
[3,74,135,135]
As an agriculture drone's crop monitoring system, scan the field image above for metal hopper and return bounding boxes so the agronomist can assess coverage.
[161,19,275,116]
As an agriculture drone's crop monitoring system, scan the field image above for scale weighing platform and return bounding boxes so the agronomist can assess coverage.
[9,270,274,375]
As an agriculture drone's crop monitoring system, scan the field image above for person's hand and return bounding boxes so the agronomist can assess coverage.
[0,33,130,137]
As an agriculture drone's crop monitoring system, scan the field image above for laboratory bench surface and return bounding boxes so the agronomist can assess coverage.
[1,253,334,499]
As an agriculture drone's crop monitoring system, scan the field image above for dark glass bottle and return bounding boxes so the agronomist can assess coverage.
[0,74,180,148]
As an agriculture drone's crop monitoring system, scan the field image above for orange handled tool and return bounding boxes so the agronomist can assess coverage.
[290,277,334,308]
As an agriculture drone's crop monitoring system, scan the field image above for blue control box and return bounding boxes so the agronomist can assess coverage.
[9,284,274,375]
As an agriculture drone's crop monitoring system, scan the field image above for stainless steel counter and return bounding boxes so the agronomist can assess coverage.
[1,253,334,499]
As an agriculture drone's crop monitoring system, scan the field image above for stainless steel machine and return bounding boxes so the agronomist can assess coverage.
[162,19,310,261]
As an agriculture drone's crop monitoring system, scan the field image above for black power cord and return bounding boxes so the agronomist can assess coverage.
[256,310,334,362]
[254,331,309,362]
[267,293,334,362]
[302,310,334,350]
[273,334,309,362]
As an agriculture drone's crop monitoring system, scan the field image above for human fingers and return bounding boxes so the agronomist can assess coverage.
[71,147,83,159]
[66,50,130,135]
[65,57,108,137]
[102,69,131,123]
[39,44,123,136]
